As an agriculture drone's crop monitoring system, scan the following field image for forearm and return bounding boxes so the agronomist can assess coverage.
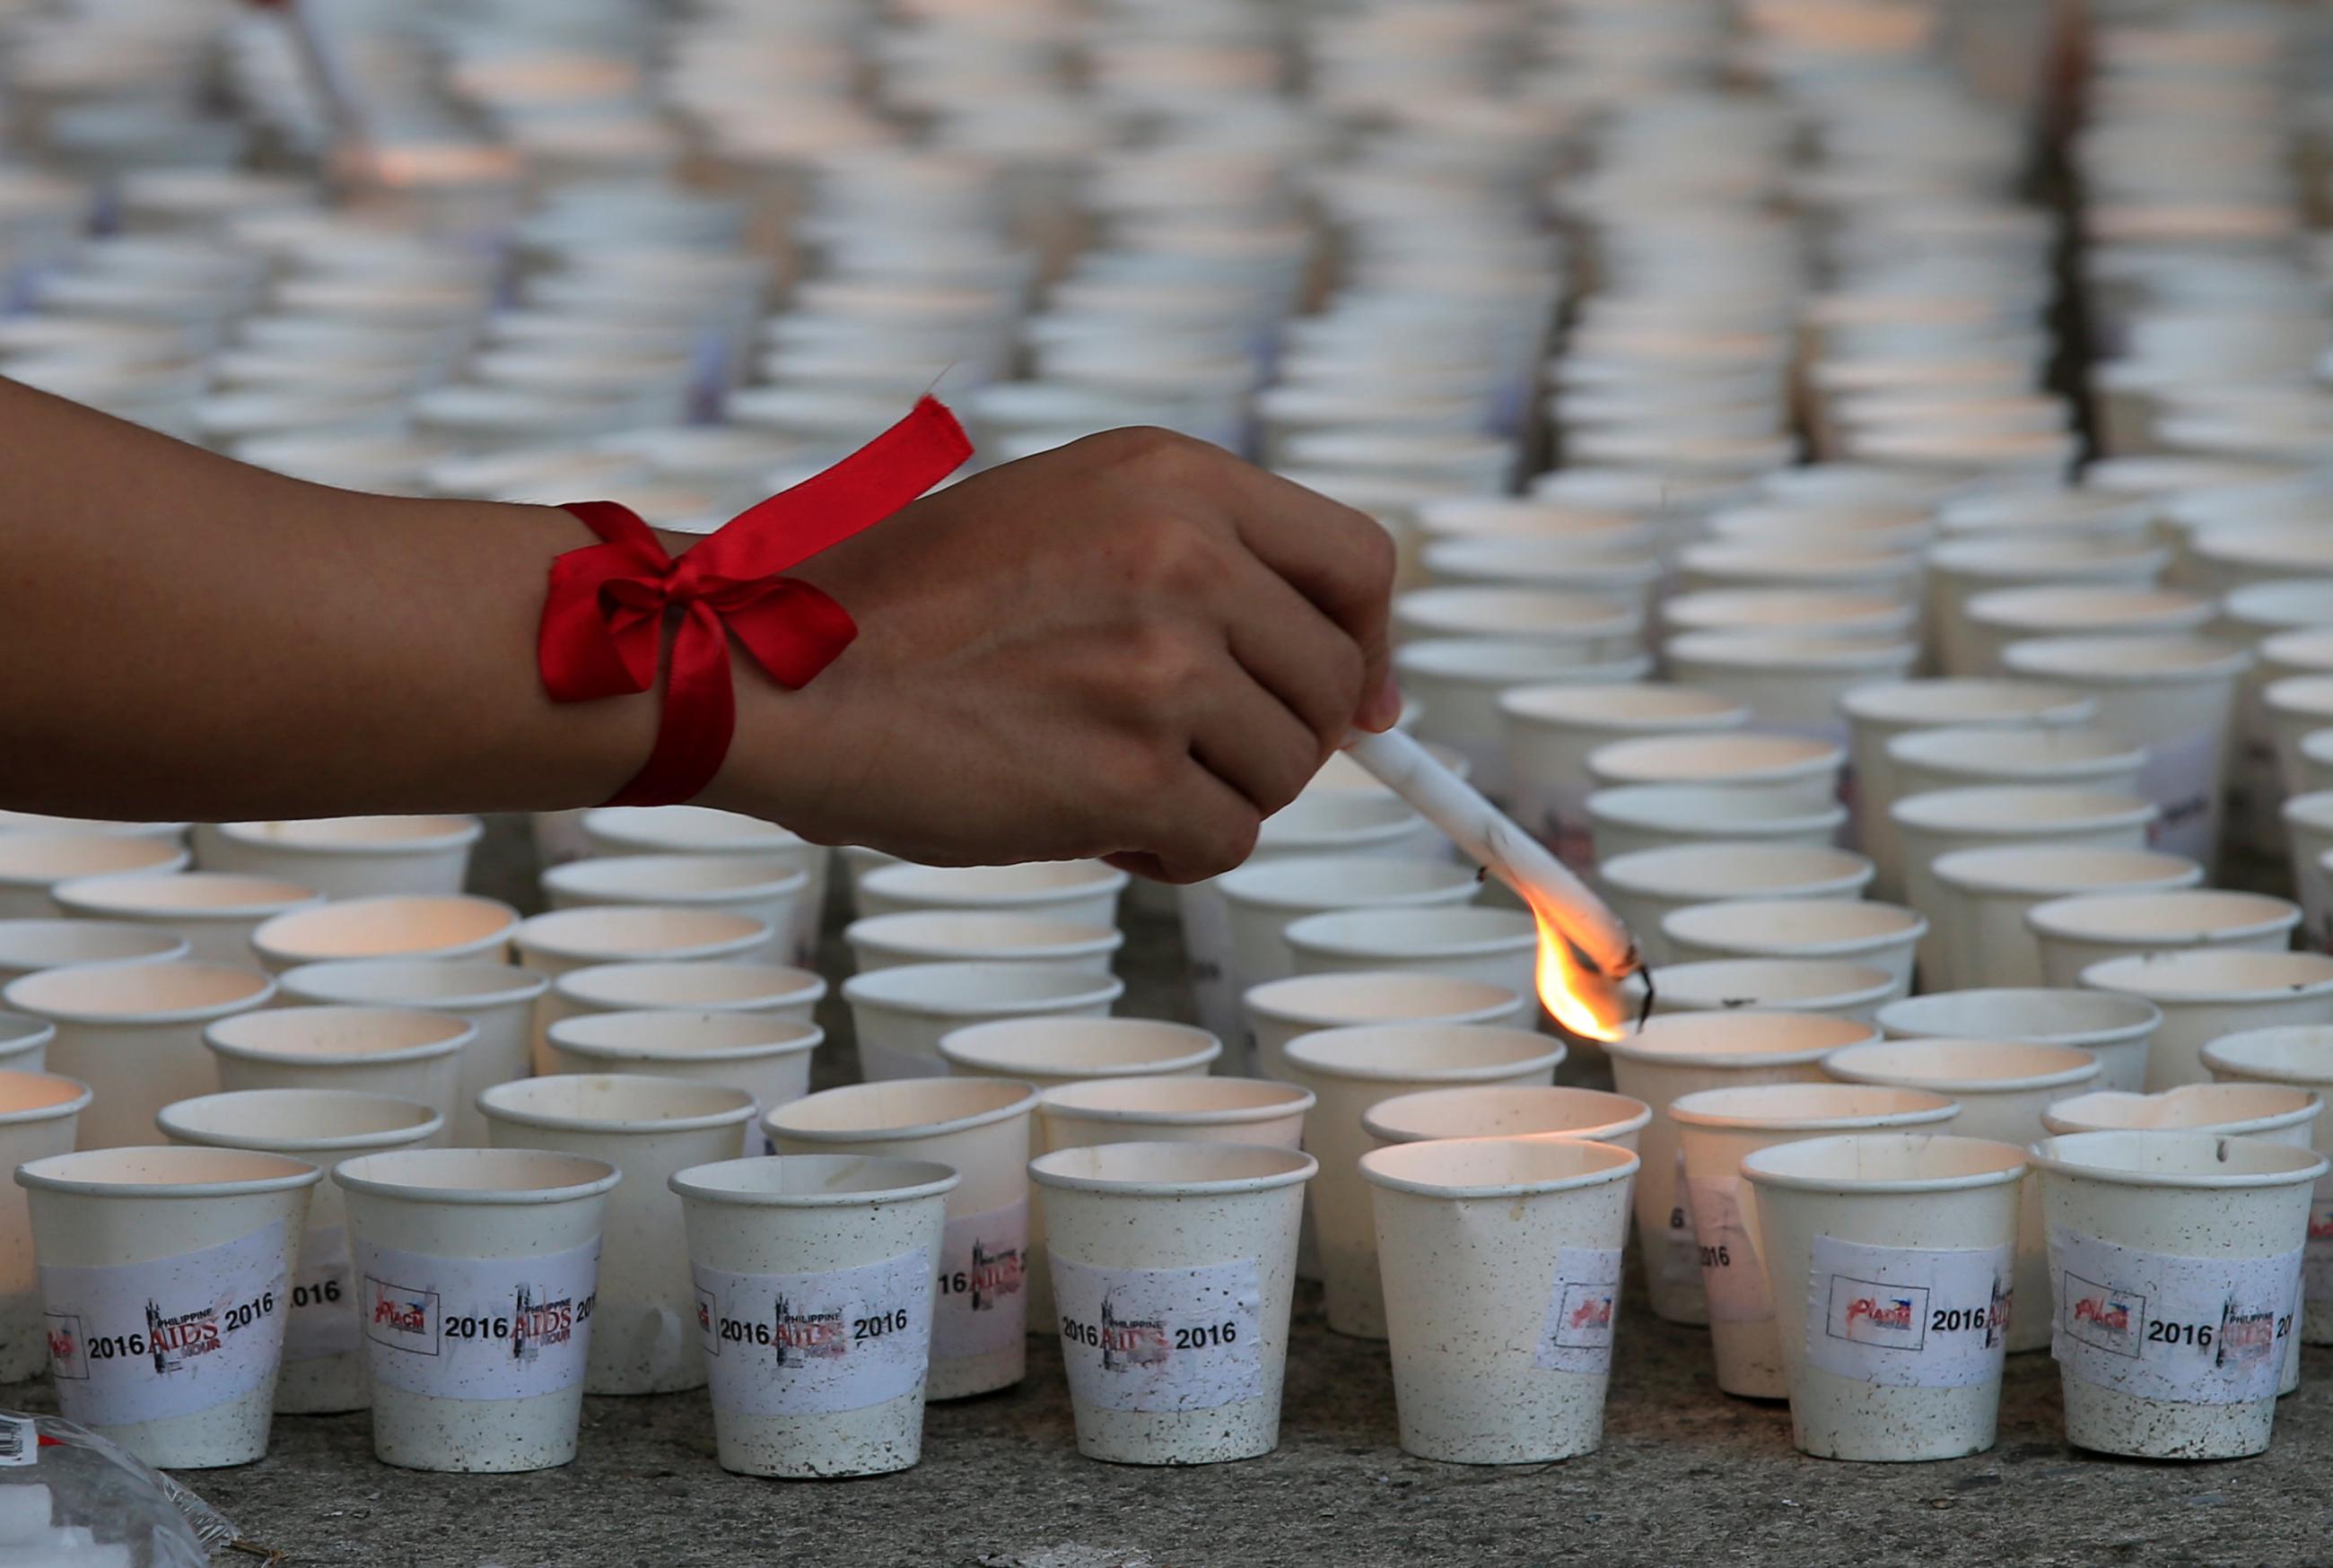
[0,379,657,821]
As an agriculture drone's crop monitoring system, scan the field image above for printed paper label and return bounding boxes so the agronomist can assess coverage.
[0,1413,34,1466]
[1052,1254,1263,1413]
[932,1198,1029,1363]
[41,1220,291,1426]
[694,1247,933,1416]
[1657,1148,1700,1293]
[357,1236,599,1402]
[2138,724,2222,866]
[1685,1175,1769,1324]
[2049,1224,2299,1406]
[1804,1233,2014,1389]
[1534,1246,1621,1374]
[281,1224,357,1364]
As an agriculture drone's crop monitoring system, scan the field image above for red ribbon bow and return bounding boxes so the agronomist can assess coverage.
[540,396,972,806]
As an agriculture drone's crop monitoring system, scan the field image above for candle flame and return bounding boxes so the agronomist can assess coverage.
[1531,901,1637,1043]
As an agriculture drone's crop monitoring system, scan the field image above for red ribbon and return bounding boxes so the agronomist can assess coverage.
[540,396,971,806]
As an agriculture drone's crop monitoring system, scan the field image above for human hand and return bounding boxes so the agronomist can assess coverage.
[708,427,1400,883]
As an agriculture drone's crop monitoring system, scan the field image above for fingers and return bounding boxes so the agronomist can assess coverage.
[1219,566,1367,757]
[1132,759,1263,884]
[1189,651,1324,816]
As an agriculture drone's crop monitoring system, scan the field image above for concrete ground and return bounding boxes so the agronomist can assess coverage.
[9,818,2330,1566]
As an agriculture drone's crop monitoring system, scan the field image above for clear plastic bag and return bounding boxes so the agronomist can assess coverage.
[0,1409,258,1566]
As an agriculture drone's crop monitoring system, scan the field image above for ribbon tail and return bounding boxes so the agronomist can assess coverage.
[607,602,738,808]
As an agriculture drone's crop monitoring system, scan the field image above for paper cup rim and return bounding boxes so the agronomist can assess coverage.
[1240,970,1524,1027]
[841,962,1126,1018]
[668,1154,960,1207]
[1651,960,1899,1013]
[1028,1138,1318,1197]
[2040,1086,2321,1139]
[204,1005,476,1066]
[938,1018,1220,1079]
[1889,788,2159,834]
[1822,1038,2101,1094]
[0,920,188,974]
[5,962,276,1025]
[857,859,1131,909]
[1037,1076,1316,1127]
[1670,1083,1960,1133]
[17,1144,323,1198]
[765,1077,1042,1144]
[546,1011,824,1064]
[279,959,550,1010]
[552,960,825,1011]
[1281,1024,1565,1084]
[2080,951,2333,1002]
[579,806,807,855]
[1875,989,2163,1045]
[1740,1132,2029,1195]
[156,1088,443,1152]
[1606,1011,1878,1067]
[215,815,484,856]
[0,835,189,888]
[2202,1028,2333,1085]
[1839,678,2092,727]
[1213,853,1480,911]
[2027,890,2301,946]
[256,895,522,964]
[1283,907,1534,963]
[541,853,811,905]
[1361,1085,1651,1146]
[1359,1134,1638,1198]
[515,904,772,963]
[1595,843,1874,900]
[1927,845,2200,896]
[49,871,320,923]
[1660,901,1926,961]
[2028,1130,2329,1190]
[479,1074,761,1134]
[842,912,1124,963]
[333,1147,623,1206]
[0,1071,92,1127]
[1999,634,2253,684]
[0,1013,57,1058]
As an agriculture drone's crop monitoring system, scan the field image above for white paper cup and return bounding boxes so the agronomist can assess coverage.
[1361,1137,1638,1463]
[19,1146,319,1466]
[1031,1141,1316,1465]
[0,1012,51,1076]
[2263,675,2333,805]
[2082,951,2333,1091]
[0,919,187,987]
[2285,794,2333,948]
[1661,588,1919,643]
[1587,785,1848,865]
[252,895,521,974]
[2200,1027,2333,1346]
[1962,586,2215,677]
[1877,989,2162,1091]
[335,1147,619,1471]
[1586,732,1844,810]
[1740,1133,2026,1459]
[669,1154,955,1477]
[275,962,549,1147]
[577,807,829,932]
[1035,1077,1315,1159]
[2030,1131,2325,1459]
[1822,1038,2101,1353]
[514,906,777,981]
[1662,901,1925,994]
[844,911,1123,974]
[0,1071,91,1380]
[1892,787,2159,977]
[939,1018,1219,1088]
[1283,906,1535,1001]
[1999,635,2253,872]
[205,1005,472,1128]
[49,872,322,966]
[1888,726,2148,807]
[2031,890,2301,989]
[1241,971,1528,1084]
[1662,633,1922,744]
[547,960,825,1033]
[1215,856,1481,1037]
[544,1013,821,1152]
[1925,846,2204,994]
[841,962,1123,1082]
[1282,1024,1566,1338]
[857,861,1129,930]
[201,817,483,900]
[2042,1084,2320,1143]
[6,962,275,1150]
[154,1088,441,1413]
[767,1078,1040,1399]
[1597,844,1874,966]
[1396,640,1653,798]
[1927,540,2170,678]
[1362,1085,1651,1153]
[1672,1084,1962,1398]
[1601,1010,1881,1326]
[478,1074,756,1395]
[1841,679,2097,900]
[0,832,188,919]
[1499,683,1752,867]
[1651,959,1900,1020]
[544,852,815,970]
[1392,587,1645,660]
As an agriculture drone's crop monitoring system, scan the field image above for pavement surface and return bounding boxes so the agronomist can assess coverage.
[8,817,2330,1568]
